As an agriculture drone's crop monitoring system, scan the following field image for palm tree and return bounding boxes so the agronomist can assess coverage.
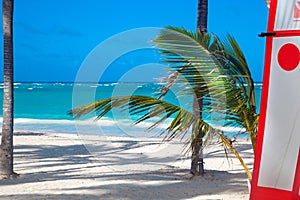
[197,0,208,34]
[191,0,208,175]
[154,27,257,177]
[0,0,16,178]
[69,27,258,179]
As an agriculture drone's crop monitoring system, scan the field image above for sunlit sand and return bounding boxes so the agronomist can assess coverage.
[0,131,253,200]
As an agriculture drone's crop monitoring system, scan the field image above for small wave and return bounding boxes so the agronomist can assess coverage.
[14,118,75,124]
[8,117,170,129]
[74,83,84,86]
[254,83,263,86]
[211,124,246,133]
[11,117,116,126]
[0,116,248,140]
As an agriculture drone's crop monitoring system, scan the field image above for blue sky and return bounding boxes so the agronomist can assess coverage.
[0,0,269,82]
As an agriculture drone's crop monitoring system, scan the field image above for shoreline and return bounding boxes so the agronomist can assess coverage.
[0,131,253,200]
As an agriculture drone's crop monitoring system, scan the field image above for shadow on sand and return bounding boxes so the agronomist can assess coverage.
[0,134,252,200]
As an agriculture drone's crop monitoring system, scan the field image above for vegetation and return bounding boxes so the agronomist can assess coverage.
[192,0,208,176]
[69,27,259,179]
[0,0,17,178]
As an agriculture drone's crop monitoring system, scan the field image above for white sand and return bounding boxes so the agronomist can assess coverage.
[0,131,253,200]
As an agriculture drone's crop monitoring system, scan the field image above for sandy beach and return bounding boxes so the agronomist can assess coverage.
[0,131,253,200]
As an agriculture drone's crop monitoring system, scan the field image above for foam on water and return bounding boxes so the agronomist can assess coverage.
[0,82,262,138]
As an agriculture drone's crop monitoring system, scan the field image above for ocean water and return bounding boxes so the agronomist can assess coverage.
[0,82,262,137]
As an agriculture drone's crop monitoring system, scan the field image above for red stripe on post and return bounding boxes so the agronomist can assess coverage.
[250,1,278,199]
[292,149,300,199]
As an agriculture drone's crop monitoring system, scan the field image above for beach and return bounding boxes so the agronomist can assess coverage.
[0,131,253,200]
[0,0,270,199]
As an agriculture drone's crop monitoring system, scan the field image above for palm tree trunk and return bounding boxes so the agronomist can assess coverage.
[0,0,15,178]
[197,0,208,34]
[190,0,208,176]
[191,93,205,175]
[191,93,204,175]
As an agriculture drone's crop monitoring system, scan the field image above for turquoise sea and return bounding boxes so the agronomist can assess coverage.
[0,82,263,137]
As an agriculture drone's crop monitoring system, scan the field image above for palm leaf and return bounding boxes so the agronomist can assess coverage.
[70,95,209,142]
[215,132,252,179]
[70,27,257,178]
[69,94,252,178]
[153,28,257,139]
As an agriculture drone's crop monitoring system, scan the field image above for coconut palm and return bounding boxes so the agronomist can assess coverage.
[0,0,16,178]
[192,0,208,175]
[69,27,258,179]
[154,27,258,177]
[197,0,208,34]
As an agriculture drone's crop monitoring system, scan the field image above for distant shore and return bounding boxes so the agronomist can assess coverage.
[0,131,253,200]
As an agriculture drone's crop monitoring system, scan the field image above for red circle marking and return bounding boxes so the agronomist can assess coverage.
[278,43,300,71]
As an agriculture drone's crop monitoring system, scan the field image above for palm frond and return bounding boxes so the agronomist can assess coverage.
[215,132,252,179]
[69,95,218,142]
[153,27,256,132]
[152,27,258,154]
[70,27,258,178]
